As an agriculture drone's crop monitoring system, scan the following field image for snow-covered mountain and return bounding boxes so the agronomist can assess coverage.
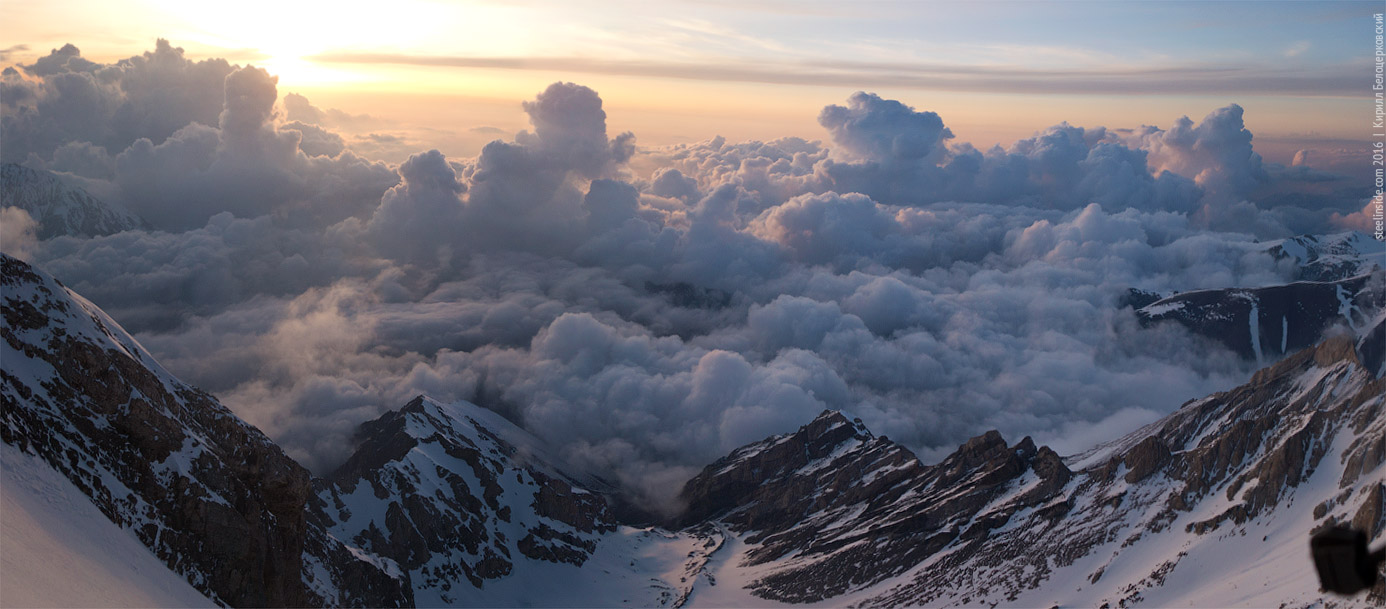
[668,337,1384,607]
[312,395,620,606]
[0,254,404,607]
[1138,270,1385,364]
[1265,232,1385,282]
[1132,233,1384,365]
[2,251,1383,607]
[0,163,144,239]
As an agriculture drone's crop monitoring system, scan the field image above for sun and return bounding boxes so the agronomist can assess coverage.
[137,0,454,88]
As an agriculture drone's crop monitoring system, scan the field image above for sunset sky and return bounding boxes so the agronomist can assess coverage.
[5,0,1377,163]
[4,0,1384,487]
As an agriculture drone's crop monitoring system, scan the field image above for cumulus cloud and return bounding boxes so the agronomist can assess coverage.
[1129,104,1267,206]
[1329,197,1386,233]
[13,41,1375,511]
[0,207,39,260]
[102,66,397,230]
[281,92,378,129]
[818,92,953,164]
[362,82,648,267]
[2,40,232,164]
[4,43,397,231]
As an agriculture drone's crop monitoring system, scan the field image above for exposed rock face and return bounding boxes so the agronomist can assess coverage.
[673,411,1071,602]
[5,249,1383,608]
[669,335,1384,607]
[315,396,618,607]
[1358,311,1386,378]
[1,254,408,607]
[0,163,144,239]
[1,255,309,605]
[1137,270,1384,363]
[1265,232,1384,282]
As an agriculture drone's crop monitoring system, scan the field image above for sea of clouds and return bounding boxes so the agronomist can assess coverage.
[2,41,1378,511]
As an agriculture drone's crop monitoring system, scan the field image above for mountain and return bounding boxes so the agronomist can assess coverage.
[1137,270,1385,363]
[1131,233,1384,365]
[313,395,619,606]
[0,254,406,607]
[1265,232,1385,282]
[669,337,1384,607]
[0,163,144,239]
[3,250,1383,607]
[0,442,215,608]
[0,252,699,608]
[670,412,1071,603]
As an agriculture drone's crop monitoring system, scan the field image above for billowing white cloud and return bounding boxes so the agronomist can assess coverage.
[2,40,232,164]
[11,42,1375,512]
[0,207,39,260]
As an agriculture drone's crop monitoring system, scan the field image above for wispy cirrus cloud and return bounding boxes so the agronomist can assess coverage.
[307,52,1362,97]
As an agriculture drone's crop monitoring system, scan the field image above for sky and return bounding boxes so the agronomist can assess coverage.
[3,0,1379,163]
[2,0,1384,511]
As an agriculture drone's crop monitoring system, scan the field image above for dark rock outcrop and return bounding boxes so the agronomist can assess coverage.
[316,395,618,606]
[673,410,1071,603]
[2,255,310,606]
[1,254,409,607]
[1137,270,1384,362]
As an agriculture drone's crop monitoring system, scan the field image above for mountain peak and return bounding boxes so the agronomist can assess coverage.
[1248,333,1364,387]
[316,396,617,604]
[954,429,1013,464]
[0,163,145,239]
[398,394,430,414]
[1312,334,1361,368]
[802,409,871,442]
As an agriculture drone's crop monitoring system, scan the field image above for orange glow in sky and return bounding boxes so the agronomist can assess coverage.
[3,0,1376,164]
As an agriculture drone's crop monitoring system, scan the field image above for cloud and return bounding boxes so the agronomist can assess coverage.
[1130,104,1267,201]
[307,52,1362,97]
[0,44,30,62]
[0,207,39,260]
[1329,197,1386,233]
[2,40,233,164]
[281,92,377,129]
[102,65,397,230]
[818,92,952,163]
[14,41,1369,511]
[282,121,346,157]
[363,82,643,267]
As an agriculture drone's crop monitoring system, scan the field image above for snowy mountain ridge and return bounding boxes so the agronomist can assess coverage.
[312,395,619,606]
[1265,232,1385,283]
[2,252,1384,607]
[0,163,145,239]
[1137,269,1385,365]
[0,254,406,607]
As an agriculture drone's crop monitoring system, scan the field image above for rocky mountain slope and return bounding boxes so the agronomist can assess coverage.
[0,254,406,607]
[0,163,144,239]
[1137,270,1384,364]
[670,334,1384,607]
[3,251,1383,607]
[313,395,620,606]
[1265,232,1384,282]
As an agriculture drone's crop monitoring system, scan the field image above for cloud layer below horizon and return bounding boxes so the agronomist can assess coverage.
[3,42,1379,511]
